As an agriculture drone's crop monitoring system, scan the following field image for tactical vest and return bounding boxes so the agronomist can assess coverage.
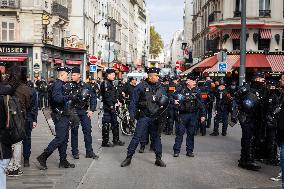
[180,89,198,113]
[138,82,164,117]
[74,82,91,110]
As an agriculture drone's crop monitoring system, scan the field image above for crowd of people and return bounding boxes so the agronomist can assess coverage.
[1,64,284,189]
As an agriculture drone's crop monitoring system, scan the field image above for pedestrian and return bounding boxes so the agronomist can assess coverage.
[277,73,284,189]
[210,78,232,136]
[36,67,75,170]
[121,67,168,167]
[5,66,32,177]
[70,67,99,160]
[173,73,206,158]
[0,68,14,188]
[36,78,48,110]
[100,69,125,147]
[22,81,38,167]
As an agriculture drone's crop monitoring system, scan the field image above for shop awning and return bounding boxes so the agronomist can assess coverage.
[0,56,27,62]
[66,60,82,65]
[233,54,271,68]
[182,63,200,75]
[230,29,241,39]
[204,55,240,72]
[260,29,272,39]
[266,55,284,72]
[182,55,217,74]
[196,55,218,69]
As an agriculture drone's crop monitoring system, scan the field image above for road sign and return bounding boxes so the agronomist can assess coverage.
[90,65,97,73]
[217,51,227,62]
[103,51,115,63]
[218,62,227,72]
[89,56,97,64]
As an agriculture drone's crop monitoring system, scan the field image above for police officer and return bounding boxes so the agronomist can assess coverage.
[122,77,137,100]
[36,78,48,109]
[121,68,168,167]
[36,67,75,170]
[210,78,232,136]
[23,81,38,167]
[164,76,179,135]
[173,73,206,157]
[89,78,101,99]
[70,67,99,160]
[197,77,213,136]
[100,69,125,147]
[205,76,215,128]
[235,72,266,171]
[263,79,279,165]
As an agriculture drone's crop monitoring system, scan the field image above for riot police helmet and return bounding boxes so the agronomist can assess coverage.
[158,95,169,108]
[242,93,258,112]
[78,88,90,101]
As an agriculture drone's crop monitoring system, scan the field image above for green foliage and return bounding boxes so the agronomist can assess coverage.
[150,26,164,58]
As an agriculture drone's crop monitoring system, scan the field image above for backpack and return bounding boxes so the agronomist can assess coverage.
[2,95,26,145]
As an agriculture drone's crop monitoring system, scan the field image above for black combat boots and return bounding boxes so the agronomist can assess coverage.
[59,159,75,168]
[139,145,145,153]
[36,151,51,170]
[121,155,132,167]
[112,126,125,146]
[155,157,166,167]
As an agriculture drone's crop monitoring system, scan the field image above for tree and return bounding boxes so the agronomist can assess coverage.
[150,26,164,58]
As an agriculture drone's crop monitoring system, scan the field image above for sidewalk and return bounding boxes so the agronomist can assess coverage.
[7,111,102,189]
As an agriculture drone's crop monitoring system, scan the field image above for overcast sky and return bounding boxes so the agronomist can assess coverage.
[146,0,184,45]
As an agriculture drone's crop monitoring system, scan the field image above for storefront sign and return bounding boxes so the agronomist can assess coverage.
[64,35,86,50]
[66,60,82,65]
[33,63,40,72]
[0,56,27,62]
[54,59,64,65]
[0,47,28,54]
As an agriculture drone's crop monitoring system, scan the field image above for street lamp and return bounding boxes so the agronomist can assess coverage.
[104,21,111,68]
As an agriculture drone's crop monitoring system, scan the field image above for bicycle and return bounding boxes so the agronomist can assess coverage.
[118,99,136,136]
[96,98,136,136]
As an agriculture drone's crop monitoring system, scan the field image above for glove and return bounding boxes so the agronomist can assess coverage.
[129,114,135,122]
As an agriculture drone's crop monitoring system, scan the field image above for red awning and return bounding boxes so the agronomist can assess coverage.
[196,55,218,69]
[66,60,82,65]
[233,54,271,68]
[204,55,240,72]
[54,59,64,64]
[230,29,240,39]
[266,55,284,72]
[260,29,272,39]
[0,56,27,62]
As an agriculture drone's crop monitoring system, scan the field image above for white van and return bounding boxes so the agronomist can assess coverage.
[126,72,147,83]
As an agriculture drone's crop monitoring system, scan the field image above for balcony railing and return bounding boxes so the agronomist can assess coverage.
[0,0,20,9]
[259,10,271,17]
[234,11,241,17]
[52,2,68,20]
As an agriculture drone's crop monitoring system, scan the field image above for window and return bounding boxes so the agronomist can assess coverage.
[258,39,270,50]
[259,0,270,10]
[234,0,242,17]
[232,39,240,50]
[259,0,271,16]
[1,22,15,42]
[282,30,284,51]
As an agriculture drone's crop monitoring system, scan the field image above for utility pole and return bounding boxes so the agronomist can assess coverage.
[239,0,246,86]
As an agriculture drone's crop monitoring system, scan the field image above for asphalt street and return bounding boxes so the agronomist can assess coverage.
[7,110,282,189]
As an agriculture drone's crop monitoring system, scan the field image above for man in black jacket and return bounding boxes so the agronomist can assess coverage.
[0,76,13,188]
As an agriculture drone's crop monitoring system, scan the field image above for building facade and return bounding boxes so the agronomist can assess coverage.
[0,0,149,80]
[192,0,284,58]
